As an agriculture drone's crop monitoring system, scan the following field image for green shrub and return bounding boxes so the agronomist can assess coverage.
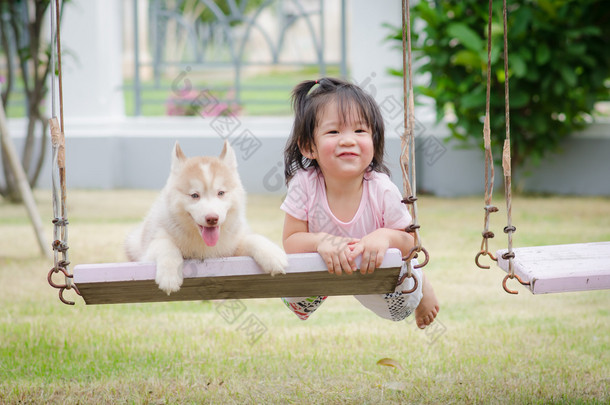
[390,0,610,168]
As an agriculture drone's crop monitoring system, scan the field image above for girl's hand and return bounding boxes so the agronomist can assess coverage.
[317,234,360,275]
[348,229,391,274]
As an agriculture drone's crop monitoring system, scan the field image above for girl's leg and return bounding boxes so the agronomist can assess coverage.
[353,261,423,322]
[414,272,440,329]
[282,296,328,320]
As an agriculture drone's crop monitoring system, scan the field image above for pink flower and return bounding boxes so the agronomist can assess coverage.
[166,88,241,117]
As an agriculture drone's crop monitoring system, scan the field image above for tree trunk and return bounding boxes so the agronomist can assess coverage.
[0,1,52,202]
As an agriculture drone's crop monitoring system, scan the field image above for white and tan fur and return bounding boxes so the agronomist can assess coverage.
[125,141,287,294]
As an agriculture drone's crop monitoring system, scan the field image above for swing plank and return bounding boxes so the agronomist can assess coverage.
[496,241,610,294]
[73,249,404,305]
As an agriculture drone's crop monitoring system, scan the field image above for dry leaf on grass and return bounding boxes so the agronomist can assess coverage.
[376,357,403,370]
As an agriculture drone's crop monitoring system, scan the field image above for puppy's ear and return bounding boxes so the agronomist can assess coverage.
[219,140,237,169]
[171,142,187,171]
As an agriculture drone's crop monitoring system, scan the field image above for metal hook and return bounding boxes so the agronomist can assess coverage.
[397,246,428,292]
[475,250,497,269]
[48,266,80,305]
[414,247,429,269]
[397,258,419,294]
[47,266,71,289]
[58,288,76,305]
[400,272,419,294]
[502,273,530,295]
[402,246,429,269]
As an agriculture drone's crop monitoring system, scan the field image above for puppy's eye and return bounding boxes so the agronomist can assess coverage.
[190,193,200,199]
[217,191,225,197]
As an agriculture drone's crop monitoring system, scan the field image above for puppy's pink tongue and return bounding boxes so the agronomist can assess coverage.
[201,226,220,246]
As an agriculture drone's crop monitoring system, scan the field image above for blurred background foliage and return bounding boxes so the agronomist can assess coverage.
[390,0,610,169]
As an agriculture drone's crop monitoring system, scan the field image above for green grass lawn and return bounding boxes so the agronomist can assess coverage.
[1,190,609,404]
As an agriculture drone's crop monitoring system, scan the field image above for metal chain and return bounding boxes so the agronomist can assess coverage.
[47,0,79,305]
[397,0,429,294]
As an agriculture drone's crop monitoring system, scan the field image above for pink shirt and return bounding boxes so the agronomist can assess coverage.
[281,167,412,238]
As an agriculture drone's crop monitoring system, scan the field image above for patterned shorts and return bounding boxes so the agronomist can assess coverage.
[282,260,423,322]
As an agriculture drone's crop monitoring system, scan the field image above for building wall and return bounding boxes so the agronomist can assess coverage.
[5,117,610,196]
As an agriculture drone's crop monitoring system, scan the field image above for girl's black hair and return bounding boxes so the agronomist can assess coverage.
[284,77,389,185]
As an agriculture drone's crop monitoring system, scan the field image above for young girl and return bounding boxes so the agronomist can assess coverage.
[280,77,439,328]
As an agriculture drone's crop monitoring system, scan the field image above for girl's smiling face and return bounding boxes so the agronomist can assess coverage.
[302,99,375,182]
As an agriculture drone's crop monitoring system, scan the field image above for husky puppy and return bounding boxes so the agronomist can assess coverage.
[125,141,287,295]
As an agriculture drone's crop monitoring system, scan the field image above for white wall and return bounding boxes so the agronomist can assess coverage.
[348,0,403,107]
[6,115,610,196]
[60,0,125,120]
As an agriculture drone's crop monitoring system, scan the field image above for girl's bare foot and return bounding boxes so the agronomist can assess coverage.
[415,273,439,329]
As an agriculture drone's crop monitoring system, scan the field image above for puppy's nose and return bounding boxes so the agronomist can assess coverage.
[205,215,219,226]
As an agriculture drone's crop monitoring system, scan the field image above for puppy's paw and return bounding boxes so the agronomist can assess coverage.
[156,273,183,295]
[257,244,288,276]
[155,260,184,295]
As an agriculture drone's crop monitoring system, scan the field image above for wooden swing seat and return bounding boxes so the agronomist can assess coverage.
[73,249,404,305]
[496,241,610,294]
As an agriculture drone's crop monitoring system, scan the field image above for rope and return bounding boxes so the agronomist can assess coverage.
[397,0,429,294]
[475,0,498,269]
[499,0,525,294]
[475,0,528,294]
[47,0,79,305]
[54,0,65,133]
